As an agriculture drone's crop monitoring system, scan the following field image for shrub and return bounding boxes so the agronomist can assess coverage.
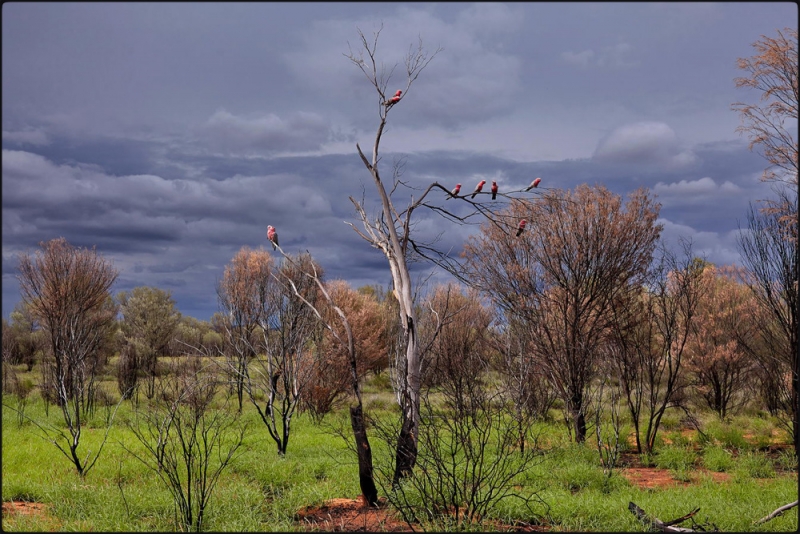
[702,446,734,472]
[654,446,697,472]
[734,451,775,479]
[708,422,750,451]
[776,449,797,473]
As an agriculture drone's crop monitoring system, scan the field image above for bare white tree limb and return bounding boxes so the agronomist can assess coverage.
[754,500,798,525]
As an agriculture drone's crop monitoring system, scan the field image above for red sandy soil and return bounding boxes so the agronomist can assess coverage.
[1,501,61,530]
[295,497,410,532]
[2,501,49,516]
[295,496,548,532]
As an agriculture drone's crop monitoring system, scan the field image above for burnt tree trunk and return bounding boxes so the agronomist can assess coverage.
[392,400,418,487]
[350,404,378,506]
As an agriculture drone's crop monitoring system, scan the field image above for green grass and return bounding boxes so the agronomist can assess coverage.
[2,380,798,532]
[654,446,698,471]
[702,445,735,472]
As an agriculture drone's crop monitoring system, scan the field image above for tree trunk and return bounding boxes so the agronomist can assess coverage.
[393,316,420,485]
[793,364,798,457]
[574,410,587,443]
[571,392,587,443]
[350,404,378,506]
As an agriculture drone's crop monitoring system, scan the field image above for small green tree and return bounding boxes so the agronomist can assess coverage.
[117,286,181,399]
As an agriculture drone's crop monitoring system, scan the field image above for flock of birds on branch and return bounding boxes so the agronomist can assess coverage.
[266,90,543,250]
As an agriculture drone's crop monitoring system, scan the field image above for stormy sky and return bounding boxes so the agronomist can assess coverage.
[2,2,796,321]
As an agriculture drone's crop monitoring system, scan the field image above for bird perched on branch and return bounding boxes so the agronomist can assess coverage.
[471,180,486,199]
[491,181,498,200]
[525,177,542,191]
[385,89,403,108]
[447,183,461,199]
[516,219,527,237]
[267,225,279,250]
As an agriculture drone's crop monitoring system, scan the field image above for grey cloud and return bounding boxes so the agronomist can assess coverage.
[197,110,334,155]
[561,42,637,69]
[592,122,697,167]
[2,129,50,146]
[284,4,525,130]
[561,49,595,67]
[2,3,794,321]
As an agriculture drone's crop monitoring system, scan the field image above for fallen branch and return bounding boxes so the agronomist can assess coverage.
[628,502,711,532]
[754,500,798,526]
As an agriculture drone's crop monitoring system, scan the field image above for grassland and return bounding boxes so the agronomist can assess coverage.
[2,362,797,532]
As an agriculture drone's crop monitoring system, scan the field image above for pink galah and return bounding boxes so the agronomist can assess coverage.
[491,181,499,200]
[515,219,527,237]
[525,177,542,191]
[267,225,279,250]
[385,89,403,107]
[447,183,461,199]
[471,180,486,199]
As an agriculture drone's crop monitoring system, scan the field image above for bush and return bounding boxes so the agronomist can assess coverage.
[664,430,692,447]
[776,449,797,473]
[372,384,545,530]
[702,446,734,472]
[707,422,750,451]
[654,446,697,472]
[734,451,775,479]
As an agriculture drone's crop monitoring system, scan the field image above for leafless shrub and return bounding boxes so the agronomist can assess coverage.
[124,357,243,532]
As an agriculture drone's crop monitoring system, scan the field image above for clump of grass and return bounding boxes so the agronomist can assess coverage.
[670,468,692,483]
[776,449,797,473]
[640,452,656,467]
[707,421,750,451]
[654,446,697,472]
[734,451,775,480]
[664,430,692,447]
[702,446,734,472]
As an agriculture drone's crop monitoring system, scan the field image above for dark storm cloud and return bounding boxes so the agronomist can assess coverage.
[196,110,335,156]
[2,3,795,320]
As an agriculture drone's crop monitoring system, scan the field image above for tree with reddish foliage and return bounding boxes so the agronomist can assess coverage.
[733,28,798,243]
[303,280,389,422]
[733,27,798,190]
[418,284,493,392]
[267,248,380,506]
[463,184,661,443]
[216,246,275,413]
[685,264,758,420]
[16,237,119,476]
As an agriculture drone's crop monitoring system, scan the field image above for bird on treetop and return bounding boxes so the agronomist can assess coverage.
[267,225,279,250]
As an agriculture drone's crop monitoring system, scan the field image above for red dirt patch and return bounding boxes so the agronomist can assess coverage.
[295,497,548,532]
[621,467,731,489]
[296,497,410,532]
[2,501,49,516]
[2,501,61,530]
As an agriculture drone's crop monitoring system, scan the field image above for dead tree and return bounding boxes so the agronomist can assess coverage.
[344,25,541,485]
[270,247,379,506]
